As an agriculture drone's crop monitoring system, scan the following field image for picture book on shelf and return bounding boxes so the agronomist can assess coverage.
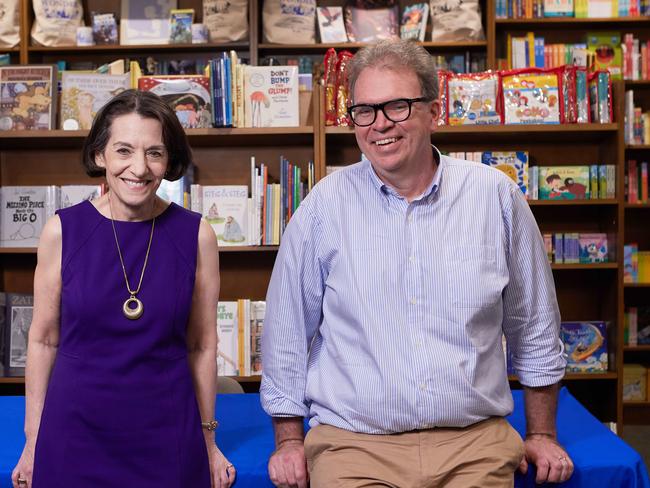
[587,32,622,79]
[138,75,212,128]
[316,6,348,43]
[60,185,102,209]
[561,321,608,373]
[60,72,130,130]
[538,166,590,200]
[400,3,428,42]
[217,301,239,376]
[578,233,608,263]
[198,185,248,247]
[169,8,194,44]
[4,293,34,377]
[120,0,177,45]
[481,151,529,195]
[244,66,299,128]
[250,301,265,375]
[0,65,57,131]
[0,186,60,248]
[91,12,118,45]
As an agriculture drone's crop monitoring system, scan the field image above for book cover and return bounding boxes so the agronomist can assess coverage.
[502,71,561,125]
[0,186,59,248]
[344,6,399,43]
[156,175,191,207]
[170,8,194,44]
[624,243,639,283]
[316,6,348,43]
[244,66,299,128]
[121,0,177,45]
[60,72,130,130]
[538,166,590,200]
[578,233,608,263]
[92,12,118,45]
[543,0,575,15]
[250,300,265,375]
[0,65,57,131]
[4,293,34,377]
[561,321,608,373]
[587,32,622,79]
[201,185,248,247]
[60,185,102,209]
[217,301,239,376]
[138,75,212,128]
[481,151,529,195]
[400,3,429,42]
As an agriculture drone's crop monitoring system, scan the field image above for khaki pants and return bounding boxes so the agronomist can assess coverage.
[304,418,524,488]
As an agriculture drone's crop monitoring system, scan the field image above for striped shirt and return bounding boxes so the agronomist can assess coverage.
[261,147,566,434]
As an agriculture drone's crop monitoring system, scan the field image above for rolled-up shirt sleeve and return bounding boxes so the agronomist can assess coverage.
[260,200,325,418]
[502,185,567,387]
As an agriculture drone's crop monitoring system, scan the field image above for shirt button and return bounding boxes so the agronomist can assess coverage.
[415,339,422,346]
[419,383,426,391]
[407,215,413,222]
[409,256,415,263]
[410,298,417,305]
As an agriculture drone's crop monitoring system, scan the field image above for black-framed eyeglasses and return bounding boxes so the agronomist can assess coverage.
[347,97,431,127]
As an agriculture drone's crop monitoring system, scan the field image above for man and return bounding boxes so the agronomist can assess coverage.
[261,39,573,488]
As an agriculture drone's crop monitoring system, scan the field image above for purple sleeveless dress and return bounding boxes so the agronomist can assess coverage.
[32,200,210,487]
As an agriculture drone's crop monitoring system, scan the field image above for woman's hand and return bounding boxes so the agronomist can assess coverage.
[208,445,236,488]
[11,442,35,488]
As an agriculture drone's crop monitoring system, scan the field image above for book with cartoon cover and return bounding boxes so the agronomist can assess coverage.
[482,151,529,195]
[0,186,60,248]
[400,3,428,41]
[0,65,57,131]
[561,321,608,373]
[538,166,590,200]
[316,6,348,43]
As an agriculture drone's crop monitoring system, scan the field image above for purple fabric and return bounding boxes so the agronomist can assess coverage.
[32,200,209,487]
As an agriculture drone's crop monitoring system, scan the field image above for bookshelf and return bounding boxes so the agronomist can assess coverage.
[0,0,646,430]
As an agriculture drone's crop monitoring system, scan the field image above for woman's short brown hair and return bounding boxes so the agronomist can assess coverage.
[81,89,192,181]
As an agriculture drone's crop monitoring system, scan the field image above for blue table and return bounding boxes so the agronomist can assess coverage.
[1,388,648,487]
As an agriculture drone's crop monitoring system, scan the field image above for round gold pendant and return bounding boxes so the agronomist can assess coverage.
[123,296,143,320]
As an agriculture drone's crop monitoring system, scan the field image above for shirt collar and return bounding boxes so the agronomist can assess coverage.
[364,145,444,202]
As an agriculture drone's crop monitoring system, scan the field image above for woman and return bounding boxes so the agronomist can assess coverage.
[11,90,236,488]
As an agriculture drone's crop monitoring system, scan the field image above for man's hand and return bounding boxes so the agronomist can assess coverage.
[519,434,574,484]
[268,439,308,488]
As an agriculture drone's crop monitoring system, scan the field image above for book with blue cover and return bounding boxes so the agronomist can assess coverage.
[482,151,529,195]
[561,321,608,373]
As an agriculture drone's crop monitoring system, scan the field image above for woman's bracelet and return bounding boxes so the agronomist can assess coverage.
[201,420,219,431]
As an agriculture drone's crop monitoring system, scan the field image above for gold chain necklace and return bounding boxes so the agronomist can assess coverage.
[108,194,156,320]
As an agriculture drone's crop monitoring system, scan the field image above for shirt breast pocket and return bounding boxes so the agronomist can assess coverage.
[446,245,504,309]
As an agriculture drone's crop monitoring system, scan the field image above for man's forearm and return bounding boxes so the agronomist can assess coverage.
[523,382,560,438]
[272,417,305,448]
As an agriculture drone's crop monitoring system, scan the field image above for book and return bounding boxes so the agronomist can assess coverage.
[60,185,102,209]
[0,65,57,131]
[0,186,59,248]
[138,75,212,129]
[4,293,33,377]
[624,244,639,283]
[0,293,5,376]
[578,233,608,263]
[561,321,608,373]
[543,0,575,15]
[250,301,265,375]
[120,0,177,45]
[623,364,647,401]
[217,301,239,376]
[538,166,590,200]
[244,66,299,128]
[316,6,348,43]
[199,185,249,247]
[400,3,428,41]
[60,72,130,130]
[481,151,529,195]
[91,12,118,45]
[587,32,622,79]
[169,9,194,44]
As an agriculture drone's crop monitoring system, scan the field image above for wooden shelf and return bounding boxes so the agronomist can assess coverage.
[623,345,650,351]
[496,16,650,27]
[624,282,650,287]
[551,263,617,270]
[0,248,37,254]
[258,41,487,51]
[28,42,250,53]
[528,199,617,206]
[624,203,650,208]
[623,401,650,407]
[0,377,25,384]
[624,80,650,87]
[625,145,650,150]
[326,123,618,136]
[0,127,314,139]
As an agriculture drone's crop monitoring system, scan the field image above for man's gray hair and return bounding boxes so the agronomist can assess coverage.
[347,39,439,104]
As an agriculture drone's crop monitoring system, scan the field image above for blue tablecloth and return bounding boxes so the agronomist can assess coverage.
[1,387,648,487]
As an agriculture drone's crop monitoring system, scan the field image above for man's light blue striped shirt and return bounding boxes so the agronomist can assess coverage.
[261,148,566,434]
